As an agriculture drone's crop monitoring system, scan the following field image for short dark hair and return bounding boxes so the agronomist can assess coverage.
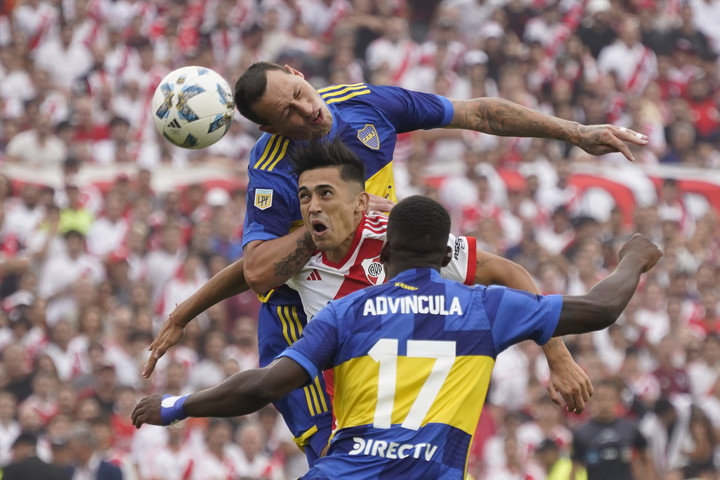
[233,62,288,125]
[291,138,365,188]
[12,431,37,449]
[387,196,451,255]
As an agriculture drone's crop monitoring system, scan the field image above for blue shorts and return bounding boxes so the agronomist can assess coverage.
[257,292,333,465]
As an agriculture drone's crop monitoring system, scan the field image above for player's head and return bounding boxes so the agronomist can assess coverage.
[293,138,368,257]
[233,62,332,139]
[590,379,621,422]
[381,196,452,274]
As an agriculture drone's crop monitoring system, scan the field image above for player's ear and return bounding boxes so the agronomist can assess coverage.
[442,246,452,267]
[357,192,369,213]
[284,64,304,78]
[259,125,278,135]
[379,241,390,265]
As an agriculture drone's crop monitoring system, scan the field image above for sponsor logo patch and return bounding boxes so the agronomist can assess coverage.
[254,189,273,210]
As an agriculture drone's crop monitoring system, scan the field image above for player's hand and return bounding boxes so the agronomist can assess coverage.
[618,233,663,273]
[366,193,396,213]
[132,394,164,428]
[142,316,185,378]
[575,125,648,162]
[546,356,593,414]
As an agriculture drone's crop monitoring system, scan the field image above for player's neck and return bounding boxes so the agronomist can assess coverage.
[385,260,443,280]
[325,214,363,263]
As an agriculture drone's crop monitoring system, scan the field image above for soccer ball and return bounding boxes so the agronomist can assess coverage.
[151,66,235,149]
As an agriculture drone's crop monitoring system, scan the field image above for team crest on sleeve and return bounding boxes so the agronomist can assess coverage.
[357,124,380,150]
[254,189,273,210]
[361,256,385,285]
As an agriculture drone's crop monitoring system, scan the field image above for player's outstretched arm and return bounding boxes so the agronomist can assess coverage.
[473,250,592,413]
[448,97,648,162]
[133,357,309,428]
[555,234,662,336]
[244,227,316,294]
[142,258,251,378]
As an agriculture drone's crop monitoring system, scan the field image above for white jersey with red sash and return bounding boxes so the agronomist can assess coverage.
[286,211,477,320]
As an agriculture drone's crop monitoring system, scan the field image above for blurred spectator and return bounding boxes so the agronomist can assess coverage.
[651,335,692,398]
[144,220,185,303]
[188,328,227,391]
[231,420,283,479]
[571,380,654,480]
[1,431,67,480]
[224,315,260,372]
[103,305,140,388]
[517,395,572,456]
[139,421,194,480]
[681,406,717,479]
[670,3,715,62]
[0,391,20,466]
[687,333,720,401]
[91,116,135,165]
[86,192,129,259]
[5,111,67,167]
[639,396,692,474]
[534,437,585,480]
[155,252,208,322]
[20,370,59,427]
[598,17,657,96]
[366,17,419,85]
[576,0,616,58]
[209,204,244,262]
[493,435,545,479]
[44,318,85,382]
[192,419,243,480]
[37,229,104,326]
[3,183,43,244]
[660,120,697,164]
[34,22,93,94]
[3,343,33,403]
[57,178,97,234]
[67,422,123,480]
[0,42,36,106]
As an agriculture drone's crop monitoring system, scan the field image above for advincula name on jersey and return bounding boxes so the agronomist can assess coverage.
[362,295,463,316]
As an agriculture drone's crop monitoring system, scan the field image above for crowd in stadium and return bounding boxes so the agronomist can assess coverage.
[0,0,719,479]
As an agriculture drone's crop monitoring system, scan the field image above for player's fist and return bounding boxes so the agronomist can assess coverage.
[132,394,164,428]
[618,234,663,273]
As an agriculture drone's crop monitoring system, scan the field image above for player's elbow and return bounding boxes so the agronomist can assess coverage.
[243,263,274,295]
[226,369,283,412]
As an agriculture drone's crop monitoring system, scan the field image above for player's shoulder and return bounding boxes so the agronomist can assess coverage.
[318,83,407,107]
[318,83,373,106]
[249,133,296,174]
[362,211,389,233]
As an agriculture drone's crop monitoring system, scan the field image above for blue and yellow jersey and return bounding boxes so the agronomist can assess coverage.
[242,84,452,461]
[280,268,562,480]
[242,84,453,304]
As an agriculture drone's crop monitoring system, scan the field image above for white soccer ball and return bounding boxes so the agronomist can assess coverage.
[151,66,235,149]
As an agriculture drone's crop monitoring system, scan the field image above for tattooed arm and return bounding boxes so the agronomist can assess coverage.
[143,229,315,378]
[448,98,648,161]
[143,227,315,378]
[243,227,316,294]
[473,249,594,413]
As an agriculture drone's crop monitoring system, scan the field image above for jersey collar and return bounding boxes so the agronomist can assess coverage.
[388,267,442,284]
